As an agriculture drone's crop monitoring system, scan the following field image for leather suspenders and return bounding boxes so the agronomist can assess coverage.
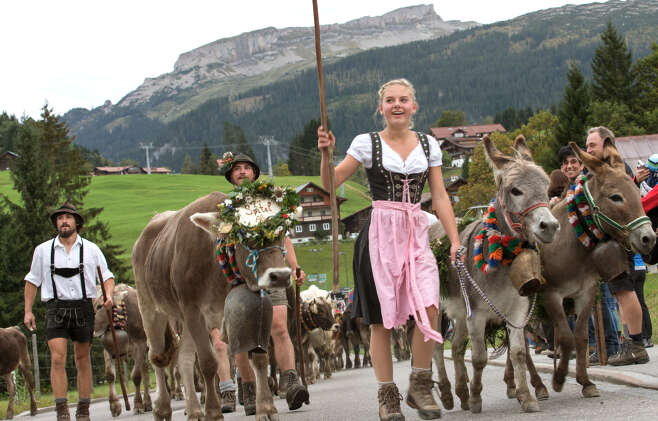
[49,239,86,300]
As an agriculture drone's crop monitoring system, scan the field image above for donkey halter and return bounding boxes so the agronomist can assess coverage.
[498,196,550,234]
[581,177,651,241]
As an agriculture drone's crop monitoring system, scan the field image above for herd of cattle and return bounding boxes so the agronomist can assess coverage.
[0,282,410,420]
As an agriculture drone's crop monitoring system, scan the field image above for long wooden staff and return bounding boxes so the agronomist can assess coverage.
[295,268,308,389]
[553,326,558,373]
[594,301,608,365]
[97,266,130,411]
[312,0,340,293]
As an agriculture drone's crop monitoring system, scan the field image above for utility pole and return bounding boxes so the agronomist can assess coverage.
[139,143,153,174]
[259,136,274,178]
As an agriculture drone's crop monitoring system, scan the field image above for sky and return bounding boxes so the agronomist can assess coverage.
[1,0,606,119]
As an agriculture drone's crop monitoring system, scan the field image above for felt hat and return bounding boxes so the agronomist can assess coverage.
[223,153,260,184]
[50,201,84,230]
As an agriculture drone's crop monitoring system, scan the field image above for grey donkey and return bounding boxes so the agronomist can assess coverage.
[431,135,559,414]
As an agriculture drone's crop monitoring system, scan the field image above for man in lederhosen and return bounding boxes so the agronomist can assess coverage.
[24,201,115,421]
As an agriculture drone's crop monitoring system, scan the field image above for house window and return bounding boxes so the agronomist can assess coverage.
[322,223,330,231]
[321,210,326,216]
[306,210,313,217]
[309,224,316,232]
[305,187,314,193]
[295,225,303,233]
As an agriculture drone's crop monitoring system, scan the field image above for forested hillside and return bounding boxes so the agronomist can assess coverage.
[63,0,658,170]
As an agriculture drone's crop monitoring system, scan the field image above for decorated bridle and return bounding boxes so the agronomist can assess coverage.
[581,176,651,241]
[497,196,550,234]
[244,243,287,279]
[216,239,286,292]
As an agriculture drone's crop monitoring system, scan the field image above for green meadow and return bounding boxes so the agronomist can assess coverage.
[0,172,370,286]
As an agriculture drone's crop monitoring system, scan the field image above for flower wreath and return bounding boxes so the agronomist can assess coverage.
[219,152,234,173]
[214,179,301,248]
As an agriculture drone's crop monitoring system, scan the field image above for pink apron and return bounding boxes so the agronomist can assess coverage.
[368,198,443,343]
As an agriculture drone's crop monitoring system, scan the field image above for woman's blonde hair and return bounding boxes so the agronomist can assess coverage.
[374,78,417,129]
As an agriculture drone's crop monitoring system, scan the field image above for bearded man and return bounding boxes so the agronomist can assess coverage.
[24,201,115,421]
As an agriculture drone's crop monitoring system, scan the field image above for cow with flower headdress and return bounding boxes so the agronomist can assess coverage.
[133,179,302,421]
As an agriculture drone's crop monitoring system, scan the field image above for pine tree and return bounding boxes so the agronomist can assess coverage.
[198,143,218,175]
[288,119,322,176]
[0,112,20,152]
[224,122,256,158]
[181,153,196,174]
[587,100,643,137]
[556,63,590,148]
[0,106,130,326]
[631,42,658,132]
[591,22,634,106]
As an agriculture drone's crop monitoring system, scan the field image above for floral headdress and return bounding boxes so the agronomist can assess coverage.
[219,152,234,173]
[214,179,302,248]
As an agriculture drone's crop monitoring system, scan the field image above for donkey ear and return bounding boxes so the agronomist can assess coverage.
[513,135,533,162]
[569,142,605,176]
[601,142,626,171]
[482,135,512,170]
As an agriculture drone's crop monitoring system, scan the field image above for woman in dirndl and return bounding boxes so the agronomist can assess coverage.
[317,78,460,421]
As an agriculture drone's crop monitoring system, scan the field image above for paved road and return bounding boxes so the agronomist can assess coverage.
[20,355,658,421]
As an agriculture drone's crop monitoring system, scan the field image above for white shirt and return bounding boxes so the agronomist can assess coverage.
[346,132,443,173]
[25,234,114,301]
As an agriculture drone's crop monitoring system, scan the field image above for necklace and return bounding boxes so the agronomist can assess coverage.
[473,199,525,273]
[565,175,606,249]
[216,239,242,284]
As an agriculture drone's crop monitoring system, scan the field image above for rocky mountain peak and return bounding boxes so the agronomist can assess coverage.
[116,4,477,113]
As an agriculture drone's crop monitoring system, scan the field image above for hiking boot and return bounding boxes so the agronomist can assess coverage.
[56,401,70,421]
[588,352,600,366]
[378,383,404,421]
[644,338,654,348]
[75,400,89,421]
[609,340,650,366]
[243,381,256,416]
[406,371,441,420]
[220,390,236,413]
[277,375,287,397]
[283,369,309,410]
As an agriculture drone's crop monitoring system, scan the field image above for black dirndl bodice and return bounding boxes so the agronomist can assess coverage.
[352,131,431,324]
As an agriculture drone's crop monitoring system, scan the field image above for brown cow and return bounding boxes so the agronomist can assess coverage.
[0,327,37,419]
[133,192,290,421]
[93,284,152,416]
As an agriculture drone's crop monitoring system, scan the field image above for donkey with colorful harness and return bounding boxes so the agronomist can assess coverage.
[506,143,656,399]
[431,135,559,413]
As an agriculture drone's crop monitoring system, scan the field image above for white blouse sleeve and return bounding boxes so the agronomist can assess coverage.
[427,135,443,167]
[345,133,373,169]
